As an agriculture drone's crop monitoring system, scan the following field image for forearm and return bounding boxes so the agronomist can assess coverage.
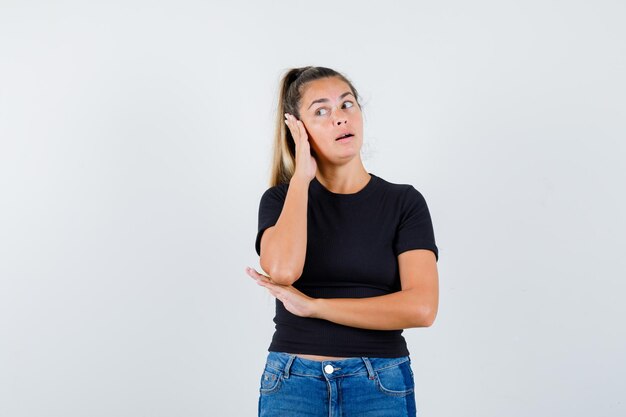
[312,288,435,330]
[260,175,310,285]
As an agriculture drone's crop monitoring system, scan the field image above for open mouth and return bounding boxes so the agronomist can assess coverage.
[335,133,354,141]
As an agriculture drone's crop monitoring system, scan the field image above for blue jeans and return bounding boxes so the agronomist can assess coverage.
[258,351,417,417]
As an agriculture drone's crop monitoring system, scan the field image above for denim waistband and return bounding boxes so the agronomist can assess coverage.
[264,351,410,381]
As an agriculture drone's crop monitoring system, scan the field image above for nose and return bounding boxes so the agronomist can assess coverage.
[333,108,348,126]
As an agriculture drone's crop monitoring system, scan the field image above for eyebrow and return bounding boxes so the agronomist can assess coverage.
[307,91,355,110]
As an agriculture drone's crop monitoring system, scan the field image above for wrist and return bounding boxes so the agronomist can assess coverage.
[311,298,326,320]
[291,172,312,185]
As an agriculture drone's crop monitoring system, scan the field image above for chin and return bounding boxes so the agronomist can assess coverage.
[335,150,361,162]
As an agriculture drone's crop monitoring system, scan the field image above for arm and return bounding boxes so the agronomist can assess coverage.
[259,113,317,286]
[312,249,439,330]
[259,175,310,286]
[248,249,438,330]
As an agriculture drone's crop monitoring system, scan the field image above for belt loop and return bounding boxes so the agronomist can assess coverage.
[361,357,376,380]
[283,354,296,379]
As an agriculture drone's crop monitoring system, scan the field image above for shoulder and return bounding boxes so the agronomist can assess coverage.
[259,181,290,203]
[374,175,426,205]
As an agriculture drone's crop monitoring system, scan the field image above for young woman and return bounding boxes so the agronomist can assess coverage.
[245,66,439,417]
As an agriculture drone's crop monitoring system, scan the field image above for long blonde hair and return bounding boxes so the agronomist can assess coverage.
[269,66,362,187]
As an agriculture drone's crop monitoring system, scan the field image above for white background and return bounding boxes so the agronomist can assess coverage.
[1,1,624,416]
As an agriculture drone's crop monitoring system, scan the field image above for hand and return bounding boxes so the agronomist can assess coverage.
[284,113,317,181]
[245,266,318,318]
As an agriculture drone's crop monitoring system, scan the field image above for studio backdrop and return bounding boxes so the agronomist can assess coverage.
[0,1,624,416]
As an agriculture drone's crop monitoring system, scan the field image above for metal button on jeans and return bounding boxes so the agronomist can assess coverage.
[324,364,334,374]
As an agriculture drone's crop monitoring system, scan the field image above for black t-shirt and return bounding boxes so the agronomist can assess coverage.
[255,173,439,358]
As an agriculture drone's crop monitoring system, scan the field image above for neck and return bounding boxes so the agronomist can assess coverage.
[315,161,371,194]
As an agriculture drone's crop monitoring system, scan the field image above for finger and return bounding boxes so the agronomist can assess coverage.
[246,268,261,280]
[258,279,280,295]
[250,275,268,282]
[247,266,261,275]
[245,266,259,277]
[268,289,284,302]
[246,267,279,286]
[287,115,300,145]
[256,277,275,288]
[284,114,292,136]
[250,273,273,287]
[246,267,269,281]
[297,120,307,141]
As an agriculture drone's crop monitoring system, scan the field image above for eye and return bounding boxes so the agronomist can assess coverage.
[315,101,354,116]
[315,108,329,116]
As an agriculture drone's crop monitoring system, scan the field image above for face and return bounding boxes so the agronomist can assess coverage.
[297,77,364,164]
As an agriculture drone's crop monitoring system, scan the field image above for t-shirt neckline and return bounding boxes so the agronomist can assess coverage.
[310,172,379,201]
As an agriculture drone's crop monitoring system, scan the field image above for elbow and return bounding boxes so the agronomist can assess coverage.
[412,306,437,328]
[268,268,301,286]
[259,257,302,286]
[423,310,437,327]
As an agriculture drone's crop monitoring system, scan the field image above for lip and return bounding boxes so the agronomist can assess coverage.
[335,132,354,141]
[336,135,354,143]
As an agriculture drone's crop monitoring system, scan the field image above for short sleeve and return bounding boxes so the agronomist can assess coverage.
[255,184,288,256]
[392,186,439,261]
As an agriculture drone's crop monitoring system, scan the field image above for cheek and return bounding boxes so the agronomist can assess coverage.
[303,124,324,143]
[307,136,322,150]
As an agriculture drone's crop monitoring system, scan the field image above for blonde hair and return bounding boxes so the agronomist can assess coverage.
[269,66,362,187]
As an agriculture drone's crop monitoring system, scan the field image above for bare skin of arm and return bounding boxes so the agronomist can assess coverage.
[259,113,317,286]
[259,175,309,286]
[247,249,439,331]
